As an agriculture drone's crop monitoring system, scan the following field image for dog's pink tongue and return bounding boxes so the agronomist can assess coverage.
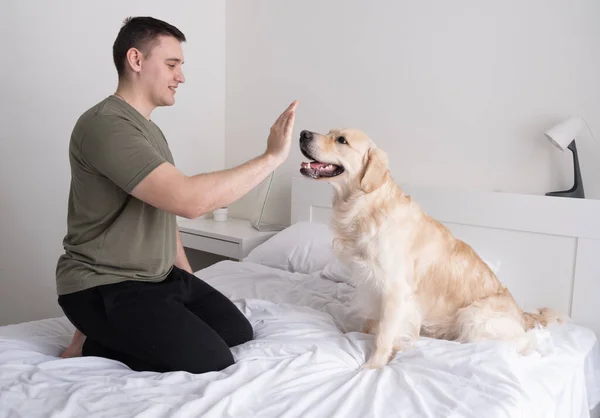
[301,161,328,169]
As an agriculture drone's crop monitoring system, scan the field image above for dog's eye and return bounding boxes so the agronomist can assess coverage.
[337,136,348,145]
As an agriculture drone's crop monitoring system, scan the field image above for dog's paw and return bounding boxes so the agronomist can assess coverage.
[362,353,389,370]
[362,360,385,370]
[392,340,415,354]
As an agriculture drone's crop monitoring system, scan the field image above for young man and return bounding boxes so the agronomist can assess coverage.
[55,16,298,374]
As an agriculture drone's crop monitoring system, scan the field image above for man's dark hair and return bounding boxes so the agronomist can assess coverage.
[112,16,186,78]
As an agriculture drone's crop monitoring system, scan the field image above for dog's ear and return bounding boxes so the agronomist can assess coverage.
[360,148,389,193]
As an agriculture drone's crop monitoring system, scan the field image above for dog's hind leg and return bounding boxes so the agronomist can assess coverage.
[455,296,535,354]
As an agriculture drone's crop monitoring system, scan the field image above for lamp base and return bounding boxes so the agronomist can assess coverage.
[251,222,286,232]
[545,139,585,199]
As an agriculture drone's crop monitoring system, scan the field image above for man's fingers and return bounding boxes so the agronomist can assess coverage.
[273,105,291,128]
[272,113,285,129]
[286,109,296,127]
[283,113,296,137]
[280,101,298,122]
[271,100,298,131]
[274,112,294,132]
[283,101,298,124]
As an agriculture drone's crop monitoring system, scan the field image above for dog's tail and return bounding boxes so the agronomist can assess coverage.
[523,307,569,330]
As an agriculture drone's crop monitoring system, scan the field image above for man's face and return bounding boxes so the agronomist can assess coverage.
[139,35,185,107]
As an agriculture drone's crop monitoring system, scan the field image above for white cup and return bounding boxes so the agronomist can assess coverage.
[213,207,228,222]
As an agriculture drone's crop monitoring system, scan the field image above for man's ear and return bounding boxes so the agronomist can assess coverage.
[359,148,389,193]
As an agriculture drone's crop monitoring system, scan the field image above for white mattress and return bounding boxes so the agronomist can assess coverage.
[1,260,599,418]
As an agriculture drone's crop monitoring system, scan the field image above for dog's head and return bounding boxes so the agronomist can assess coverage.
[299,128,389,193]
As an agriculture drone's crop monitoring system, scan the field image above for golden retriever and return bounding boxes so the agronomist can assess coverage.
[298,128,566,369]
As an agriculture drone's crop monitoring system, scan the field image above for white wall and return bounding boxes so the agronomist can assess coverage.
[0,1,225,325]
[3,1,600,326]
[225,0,600,227]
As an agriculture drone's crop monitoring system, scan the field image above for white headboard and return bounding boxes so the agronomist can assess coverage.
[291,176,600,338]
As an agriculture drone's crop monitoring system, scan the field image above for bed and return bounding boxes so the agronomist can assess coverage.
[1,176,600,418]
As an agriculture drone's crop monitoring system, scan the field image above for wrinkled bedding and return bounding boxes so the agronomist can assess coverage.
[1,260,599,418]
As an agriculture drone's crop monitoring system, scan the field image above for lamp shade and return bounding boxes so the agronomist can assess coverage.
[544,116,584,151]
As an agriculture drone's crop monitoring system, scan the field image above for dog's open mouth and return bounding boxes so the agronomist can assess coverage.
[300,161,345,179]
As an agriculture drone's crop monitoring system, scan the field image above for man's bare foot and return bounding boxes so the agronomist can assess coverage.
[60,329,86,358]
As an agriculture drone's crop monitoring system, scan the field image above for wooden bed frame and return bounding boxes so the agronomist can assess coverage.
[290,176,600,339]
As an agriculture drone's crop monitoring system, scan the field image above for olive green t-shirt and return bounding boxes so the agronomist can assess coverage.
[55,95,177,295]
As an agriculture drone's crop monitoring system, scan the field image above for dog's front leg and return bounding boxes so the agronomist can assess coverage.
[364,288,408,369]
[356,283,380,334]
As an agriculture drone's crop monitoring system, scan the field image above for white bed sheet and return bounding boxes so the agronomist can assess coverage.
[1,260,599,418]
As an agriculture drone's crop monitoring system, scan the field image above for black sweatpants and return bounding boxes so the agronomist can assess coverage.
[57,266,253,374]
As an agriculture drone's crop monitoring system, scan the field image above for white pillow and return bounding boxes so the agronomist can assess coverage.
[243,221,333,274]
[321,257,354,285]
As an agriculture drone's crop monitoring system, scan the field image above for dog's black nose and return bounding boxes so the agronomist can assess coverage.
[300,130,313,142]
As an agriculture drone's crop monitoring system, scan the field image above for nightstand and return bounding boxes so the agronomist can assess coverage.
[177,216,279,261]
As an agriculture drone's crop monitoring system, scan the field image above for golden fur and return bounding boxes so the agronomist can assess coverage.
[299,128,567,369]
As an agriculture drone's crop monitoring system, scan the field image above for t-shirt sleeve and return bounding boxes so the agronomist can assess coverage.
[80,115,167,194]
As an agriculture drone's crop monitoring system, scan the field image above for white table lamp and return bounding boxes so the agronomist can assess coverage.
[544,116,585,198]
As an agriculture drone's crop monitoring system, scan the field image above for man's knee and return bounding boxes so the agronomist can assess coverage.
[240,316,254,344]
[186,346,235,374]
[230,315,253,347]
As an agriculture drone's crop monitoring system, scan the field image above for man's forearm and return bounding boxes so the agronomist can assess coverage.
[183,152,278,219]
[131,101,297,220]
[175,228,193,274]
